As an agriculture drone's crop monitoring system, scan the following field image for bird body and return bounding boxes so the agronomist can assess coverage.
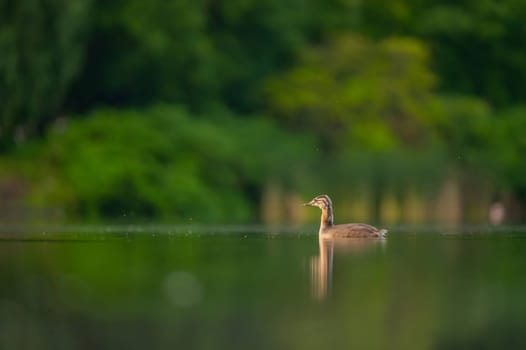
[303,194,387,238]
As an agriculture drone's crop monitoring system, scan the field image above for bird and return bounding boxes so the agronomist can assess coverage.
[303,194,387,238]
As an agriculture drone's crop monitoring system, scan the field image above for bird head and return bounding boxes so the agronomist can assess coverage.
[303,194,332,210]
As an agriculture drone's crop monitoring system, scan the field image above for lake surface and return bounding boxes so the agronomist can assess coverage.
[1,225,526,349]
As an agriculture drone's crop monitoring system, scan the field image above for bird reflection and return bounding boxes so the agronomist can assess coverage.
[310,237,386,300]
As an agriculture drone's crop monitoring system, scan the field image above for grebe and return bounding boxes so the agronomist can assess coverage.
[303,194,387,238]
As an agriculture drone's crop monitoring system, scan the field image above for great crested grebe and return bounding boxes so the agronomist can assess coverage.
[303,194,387,238]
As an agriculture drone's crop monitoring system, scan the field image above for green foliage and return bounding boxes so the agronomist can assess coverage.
[0,0,91,147]
[493,107,526,196]
[266,35,440,151]
[1,0,526,221]
[433,95,494,169]
[67,0,317,112]
[27,105,314,221]
[413,0,526,106]
[354,0,526,106]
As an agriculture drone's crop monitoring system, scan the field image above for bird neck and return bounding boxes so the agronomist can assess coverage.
[320,206,334,230]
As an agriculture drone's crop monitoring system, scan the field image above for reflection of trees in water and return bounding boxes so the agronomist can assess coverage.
[436,319,526,350]
[310,237,386,300]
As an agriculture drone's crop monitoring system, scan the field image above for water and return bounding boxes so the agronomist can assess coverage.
[1,226,526,349]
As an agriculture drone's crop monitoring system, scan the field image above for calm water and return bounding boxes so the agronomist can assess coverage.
[1,226,526,350]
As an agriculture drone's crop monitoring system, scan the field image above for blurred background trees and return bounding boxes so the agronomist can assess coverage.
[0,0,91,146]
[1,0,525,224]
[265,35,439,151]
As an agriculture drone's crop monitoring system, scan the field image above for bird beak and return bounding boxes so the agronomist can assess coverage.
[303,201,314,207]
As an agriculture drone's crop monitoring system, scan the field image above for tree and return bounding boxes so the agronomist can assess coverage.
[27,105,315,221]
[65,0,316,113]
[265,34,441,152]
[354,0,526,107]
[0,0,91,149]
[493,107,526,205]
